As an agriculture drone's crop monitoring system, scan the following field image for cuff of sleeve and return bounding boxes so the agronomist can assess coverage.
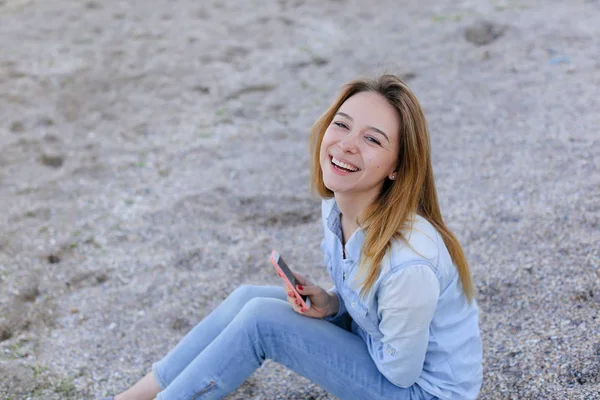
[324,287,347,322]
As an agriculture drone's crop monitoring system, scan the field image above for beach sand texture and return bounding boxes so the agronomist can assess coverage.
[0,0,599,398]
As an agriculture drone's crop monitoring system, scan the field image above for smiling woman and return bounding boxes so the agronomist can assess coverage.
[104,75,482,400]
[319,92,400,209]
[310,75,475,300]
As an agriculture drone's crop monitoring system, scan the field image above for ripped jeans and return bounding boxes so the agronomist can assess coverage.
[152,285,434,400]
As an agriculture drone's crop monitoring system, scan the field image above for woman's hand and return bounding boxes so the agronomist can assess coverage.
[285,272,339,319]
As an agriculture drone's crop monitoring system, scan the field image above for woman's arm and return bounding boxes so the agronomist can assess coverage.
[368,264,440,387]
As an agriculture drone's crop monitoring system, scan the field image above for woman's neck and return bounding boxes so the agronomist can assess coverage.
[335,191,376,240]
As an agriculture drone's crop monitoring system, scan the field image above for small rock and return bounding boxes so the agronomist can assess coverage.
[192,85,210,94]
[43,133,60,142]
[465,20,506,46]
[17,282,40,302]
[85,1,101,9]
[172,317,191,331]
[312,56,329,66]
[401,71,417,81]
[39,116,55,126]
[39,153,64,168]
[95,273,108,284]
[10,120,25,133]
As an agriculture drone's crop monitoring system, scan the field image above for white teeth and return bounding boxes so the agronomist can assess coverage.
[331,157,358,172]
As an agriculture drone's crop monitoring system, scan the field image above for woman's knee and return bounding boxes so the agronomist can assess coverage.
[214,285,284,325]
[228,284,283,305]
[229,284,263,302]
[237,297,291,329]
[235,298,303,362]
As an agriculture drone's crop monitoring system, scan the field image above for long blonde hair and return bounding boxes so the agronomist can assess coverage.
[310,75,474,301]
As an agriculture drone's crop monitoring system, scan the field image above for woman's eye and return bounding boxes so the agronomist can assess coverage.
[366,136,381,145]
[333,121,348,129]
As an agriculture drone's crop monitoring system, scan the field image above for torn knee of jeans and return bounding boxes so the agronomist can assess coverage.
[192,380,216,399]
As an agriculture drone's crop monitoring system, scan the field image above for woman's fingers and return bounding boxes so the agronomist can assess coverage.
[286,294,297,306]
[293,272,312,287]
[286,289,314,315]
[298,304,319,318]
[287,294,304,313]
[286,285,295,298]
[286,285,303,313]
[295,283,321,297]
[284,280,319,317]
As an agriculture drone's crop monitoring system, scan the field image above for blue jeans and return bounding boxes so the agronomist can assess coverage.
[152,285,434,400]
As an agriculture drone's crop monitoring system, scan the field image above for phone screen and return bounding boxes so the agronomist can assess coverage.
[273,252,308,302]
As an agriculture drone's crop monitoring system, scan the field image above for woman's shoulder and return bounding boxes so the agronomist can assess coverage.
[386,214,444,271]
[391,214,443,262]
[380,214,459,291]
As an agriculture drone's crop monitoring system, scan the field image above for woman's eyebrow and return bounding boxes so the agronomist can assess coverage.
[335,112,390,143]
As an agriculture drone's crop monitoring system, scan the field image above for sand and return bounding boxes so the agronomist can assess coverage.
[0,0,598,398]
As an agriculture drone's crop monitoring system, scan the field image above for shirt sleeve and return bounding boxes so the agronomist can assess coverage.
[368,264,440,388]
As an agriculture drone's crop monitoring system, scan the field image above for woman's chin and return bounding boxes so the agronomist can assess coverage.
[322,180,345,194]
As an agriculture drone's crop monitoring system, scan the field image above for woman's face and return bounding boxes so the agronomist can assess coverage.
[319,91,400,200]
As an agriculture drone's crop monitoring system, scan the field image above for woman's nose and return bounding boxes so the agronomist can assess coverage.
[339,133,358,153]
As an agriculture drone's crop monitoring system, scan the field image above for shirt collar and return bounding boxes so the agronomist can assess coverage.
[326,200,363,262]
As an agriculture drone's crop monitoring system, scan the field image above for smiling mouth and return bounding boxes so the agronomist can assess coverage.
[330,156,359,172]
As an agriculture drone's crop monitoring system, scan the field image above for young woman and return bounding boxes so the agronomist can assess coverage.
[105,74,482,400]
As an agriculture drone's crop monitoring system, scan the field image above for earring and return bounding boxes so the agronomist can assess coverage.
[390,173,396,180]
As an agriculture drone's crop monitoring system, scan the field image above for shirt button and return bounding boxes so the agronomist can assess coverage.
[351,301,356,308]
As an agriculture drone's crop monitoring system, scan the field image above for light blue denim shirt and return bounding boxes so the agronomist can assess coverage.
[321,198,483,400]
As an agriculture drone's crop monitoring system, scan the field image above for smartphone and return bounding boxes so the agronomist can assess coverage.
[270,250,311,309]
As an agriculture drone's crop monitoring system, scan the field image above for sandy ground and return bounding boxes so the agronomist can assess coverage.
[0,0,599,398]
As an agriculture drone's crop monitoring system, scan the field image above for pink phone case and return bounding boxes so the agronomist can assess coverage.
[270,250,311,310]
